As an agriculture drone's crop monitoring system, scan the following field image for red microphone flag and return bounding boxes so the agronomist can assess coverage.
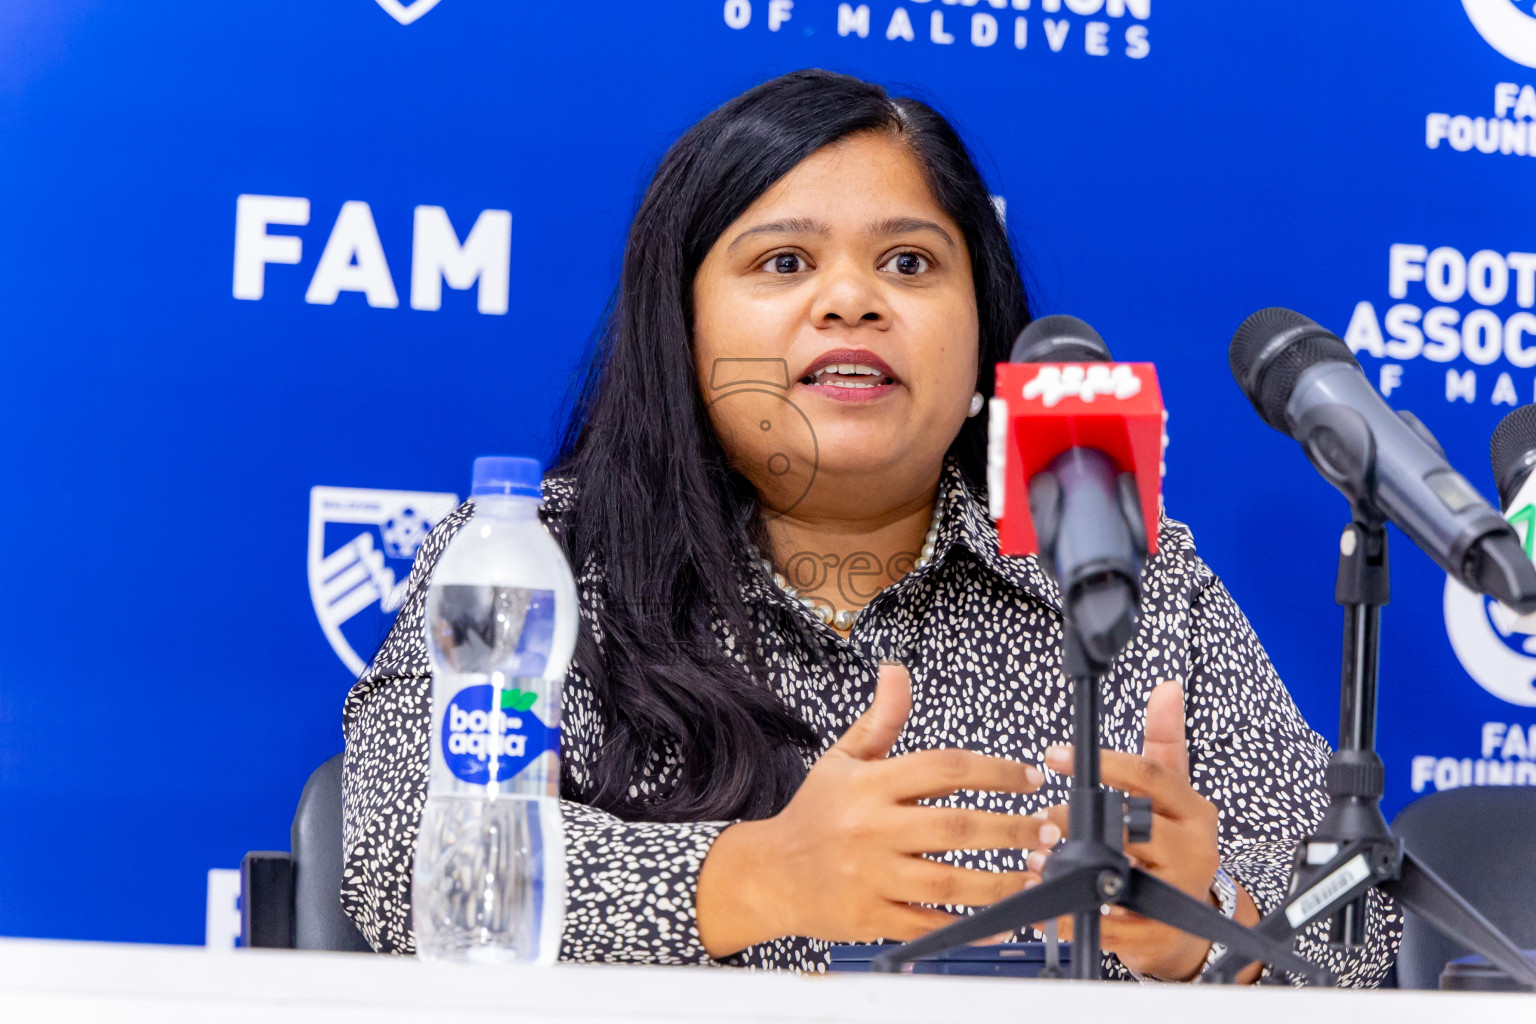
[988,362,1165,558]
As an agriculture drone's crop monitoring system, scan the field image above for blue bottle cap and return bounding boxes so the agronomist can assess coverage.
[471,455,543,498]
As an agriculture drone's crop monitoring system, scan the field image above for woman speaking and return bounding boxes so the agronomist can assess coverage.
[340,69,1398,984]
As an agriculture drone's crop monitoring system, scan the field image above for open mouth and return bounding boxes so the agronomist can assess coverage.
[798,363,897,390]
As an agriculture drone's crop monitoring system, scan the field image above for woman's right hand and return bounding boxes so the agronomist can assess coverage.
[696,661,1055,958]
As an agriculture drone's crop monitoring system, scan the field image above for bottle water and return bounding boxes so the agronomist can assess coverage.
[412,455,578,965]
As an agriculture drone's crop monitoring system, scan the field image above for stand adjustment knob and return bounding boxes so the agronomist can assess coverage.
[1326,753,1385,799]
[1124,796,1154,844]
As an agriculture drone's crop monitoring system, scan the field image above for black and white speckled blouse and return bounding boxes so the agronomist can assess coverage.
[340,456,1400,984]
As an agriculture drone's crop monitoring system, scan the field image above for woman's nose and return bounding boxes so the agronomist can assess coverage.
[822,309,882,324]
[812,263,892,327]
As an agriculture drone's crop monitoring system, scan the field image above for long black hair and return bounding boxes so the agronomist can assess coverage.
[551,69,1031,823]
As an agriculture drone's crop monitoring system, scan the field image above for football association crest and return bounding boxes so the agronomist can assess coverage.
[374,0,444,26]
[1445,579,1536,707]
[1446,465,1536,707]
[1462,0,1536,69]
[309,486,459,675]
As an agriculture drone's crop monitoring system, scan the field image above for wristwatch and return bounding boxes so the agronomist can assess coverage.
[1125,866,1237,983]
[1196,866,1240,981]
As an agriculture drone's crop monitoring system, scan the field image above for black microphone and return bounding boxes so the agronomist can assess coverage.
[1230,307,1536,614]
[1009,314,1112,364]
[1490,405,1536,511]
[1006,315,1146,664]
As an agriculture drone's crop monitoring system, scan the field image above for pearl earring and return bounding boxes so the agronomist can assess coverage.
[968,392,984,418]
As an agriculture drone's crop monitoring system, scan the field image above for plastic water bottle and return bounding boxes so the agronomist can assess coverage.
[412,456,578,965]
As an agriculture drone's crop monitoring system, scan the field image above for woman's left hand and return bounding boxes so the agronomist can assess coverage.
[1029,681,1239,982]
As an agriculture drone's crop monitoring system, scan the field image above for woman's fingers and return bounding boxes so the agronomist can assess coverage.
[894,806,1059,854]
[878,747,1044,801]
[1050,912,1211,979]
[883,859,1037,908]
[873,904,963,943]
[830,662,913,761]
[1050,911,1149,942]
[1052,915,1131,944]
[1141,681,1190,779]
[1033,800,1190,871]
[1096,748,1205,818]
[779,674,1216,952]
[969,928,1023,946]
[1043,746,1206,821]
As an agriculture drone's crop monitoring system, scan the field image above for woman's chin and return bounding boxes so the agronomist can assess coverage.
[803,443,918,481]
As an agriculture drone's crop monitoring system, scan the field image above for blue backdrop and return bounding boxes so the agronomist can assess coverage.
[3,0,1535,946]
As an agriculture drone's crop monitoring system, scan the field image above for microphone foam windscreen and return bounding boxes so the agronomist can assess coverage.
[1010,315,1111,364]
[1229,307,1356,430]
[1490,404,1536,503]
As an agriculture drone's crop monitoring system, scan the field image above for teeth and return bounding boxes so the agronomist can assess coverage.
[810,363,887,382]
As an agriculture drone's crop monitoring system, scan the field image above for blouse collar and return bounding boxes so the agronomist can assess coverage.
[930,453,1063,614]
[736,454,1063,616]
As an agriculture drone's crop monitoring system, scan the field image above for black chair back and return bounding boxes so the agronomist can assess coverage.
[1389,786,1536,988]
[291,752,374,951]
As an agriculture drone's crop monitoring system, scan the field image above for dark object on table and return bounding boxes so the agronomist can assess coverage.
[1390,787,1536,990]
[1440,952,1536,993]
[242,752,373,952]
[831,942,1071,978]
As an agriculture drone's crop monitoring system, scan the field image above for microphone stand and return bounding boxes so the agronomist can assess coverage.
[872,453,1327,982]
[1203,513,1536,987]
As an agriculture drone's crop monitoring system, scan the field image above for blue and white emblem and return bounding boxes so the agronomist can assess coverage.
[1445,469,1536,708]
[308,486,459,675]
[1461,0,1536,70]
[1445,580,1536,707]
[374,0,444,26]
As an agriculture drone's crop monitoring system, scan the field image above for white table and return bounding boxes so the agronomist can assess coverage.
[0,937,1525,1023]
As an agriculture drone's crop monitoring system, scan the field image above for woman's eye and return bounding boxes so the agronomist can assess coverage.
[763,253,804,274]
[883,251,930,276]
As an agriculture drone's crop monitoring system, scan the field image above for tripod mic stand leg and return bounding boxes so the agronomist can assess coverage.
[1121,868,1331,984]
[1381,850,1536,989]
[1073,907,1100,981]
[1203,840,1381,983]
[869,867,1101,973]
[1206,522,1534,989]
[1041,918,1063,978]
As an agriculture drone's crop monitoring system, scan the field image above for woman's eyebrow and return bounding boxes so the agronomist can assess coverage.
[866,217,955,250]
[726,217,830,253]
